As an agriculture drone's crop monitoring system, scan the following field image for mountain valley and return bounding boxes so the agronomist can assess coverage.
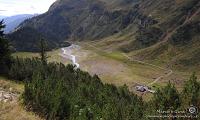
[1,0,200,119]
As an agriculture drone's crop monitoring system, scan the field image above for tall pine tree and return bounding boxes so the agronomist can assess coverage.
[39,38,48,65]
[0,20,11,74]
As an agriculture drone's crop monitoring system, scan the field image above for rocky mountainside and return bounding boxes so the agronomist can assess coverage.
[8,0,200,69]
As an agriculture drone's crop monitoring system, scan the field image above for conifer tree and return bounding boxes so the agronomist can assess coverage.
[182,73,200,107]
[0,20,11,74]
[153,82,181,111]
[39,38,48,65]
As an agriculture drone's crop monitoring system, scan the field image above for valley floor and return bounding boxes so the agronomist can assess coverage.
[75,42,193,98]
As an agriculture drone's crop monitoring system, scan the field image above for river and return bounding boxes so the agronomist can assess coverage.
[60,44,80,68]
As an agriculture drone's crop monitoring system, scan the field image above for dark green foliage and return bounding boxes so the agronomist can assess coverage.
[147,75,200,119]
[180,0,200,14]
[180,73,200,118]
[8,57,42,81]
[181,73,200,108]
[7,27,58,52]
[171,21,200,45]
[0,20,5,36]
[0,20,11,74]
[121,26,163,52]
[9,57,144,119]
[134,27,163,49]
[39,39,48,65]
[153,82,181,111]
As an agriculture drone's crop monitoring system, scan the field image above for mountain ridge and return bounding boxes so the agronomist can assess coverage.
[3,14,36,33]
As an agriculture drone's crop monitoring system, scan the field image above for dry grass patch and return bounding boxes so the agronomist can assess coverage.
[0,77,43,120]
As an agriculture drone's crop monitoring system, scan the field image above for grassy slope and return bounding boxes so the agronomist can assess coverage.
[131,6,200,72]
[127,35,200,73]
[78,29,200,83]
[73,43,152,86]
[0,76,43,120]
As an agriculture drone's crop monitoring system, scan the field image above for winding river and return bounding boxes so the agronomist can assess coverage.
[61,44,80,68]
